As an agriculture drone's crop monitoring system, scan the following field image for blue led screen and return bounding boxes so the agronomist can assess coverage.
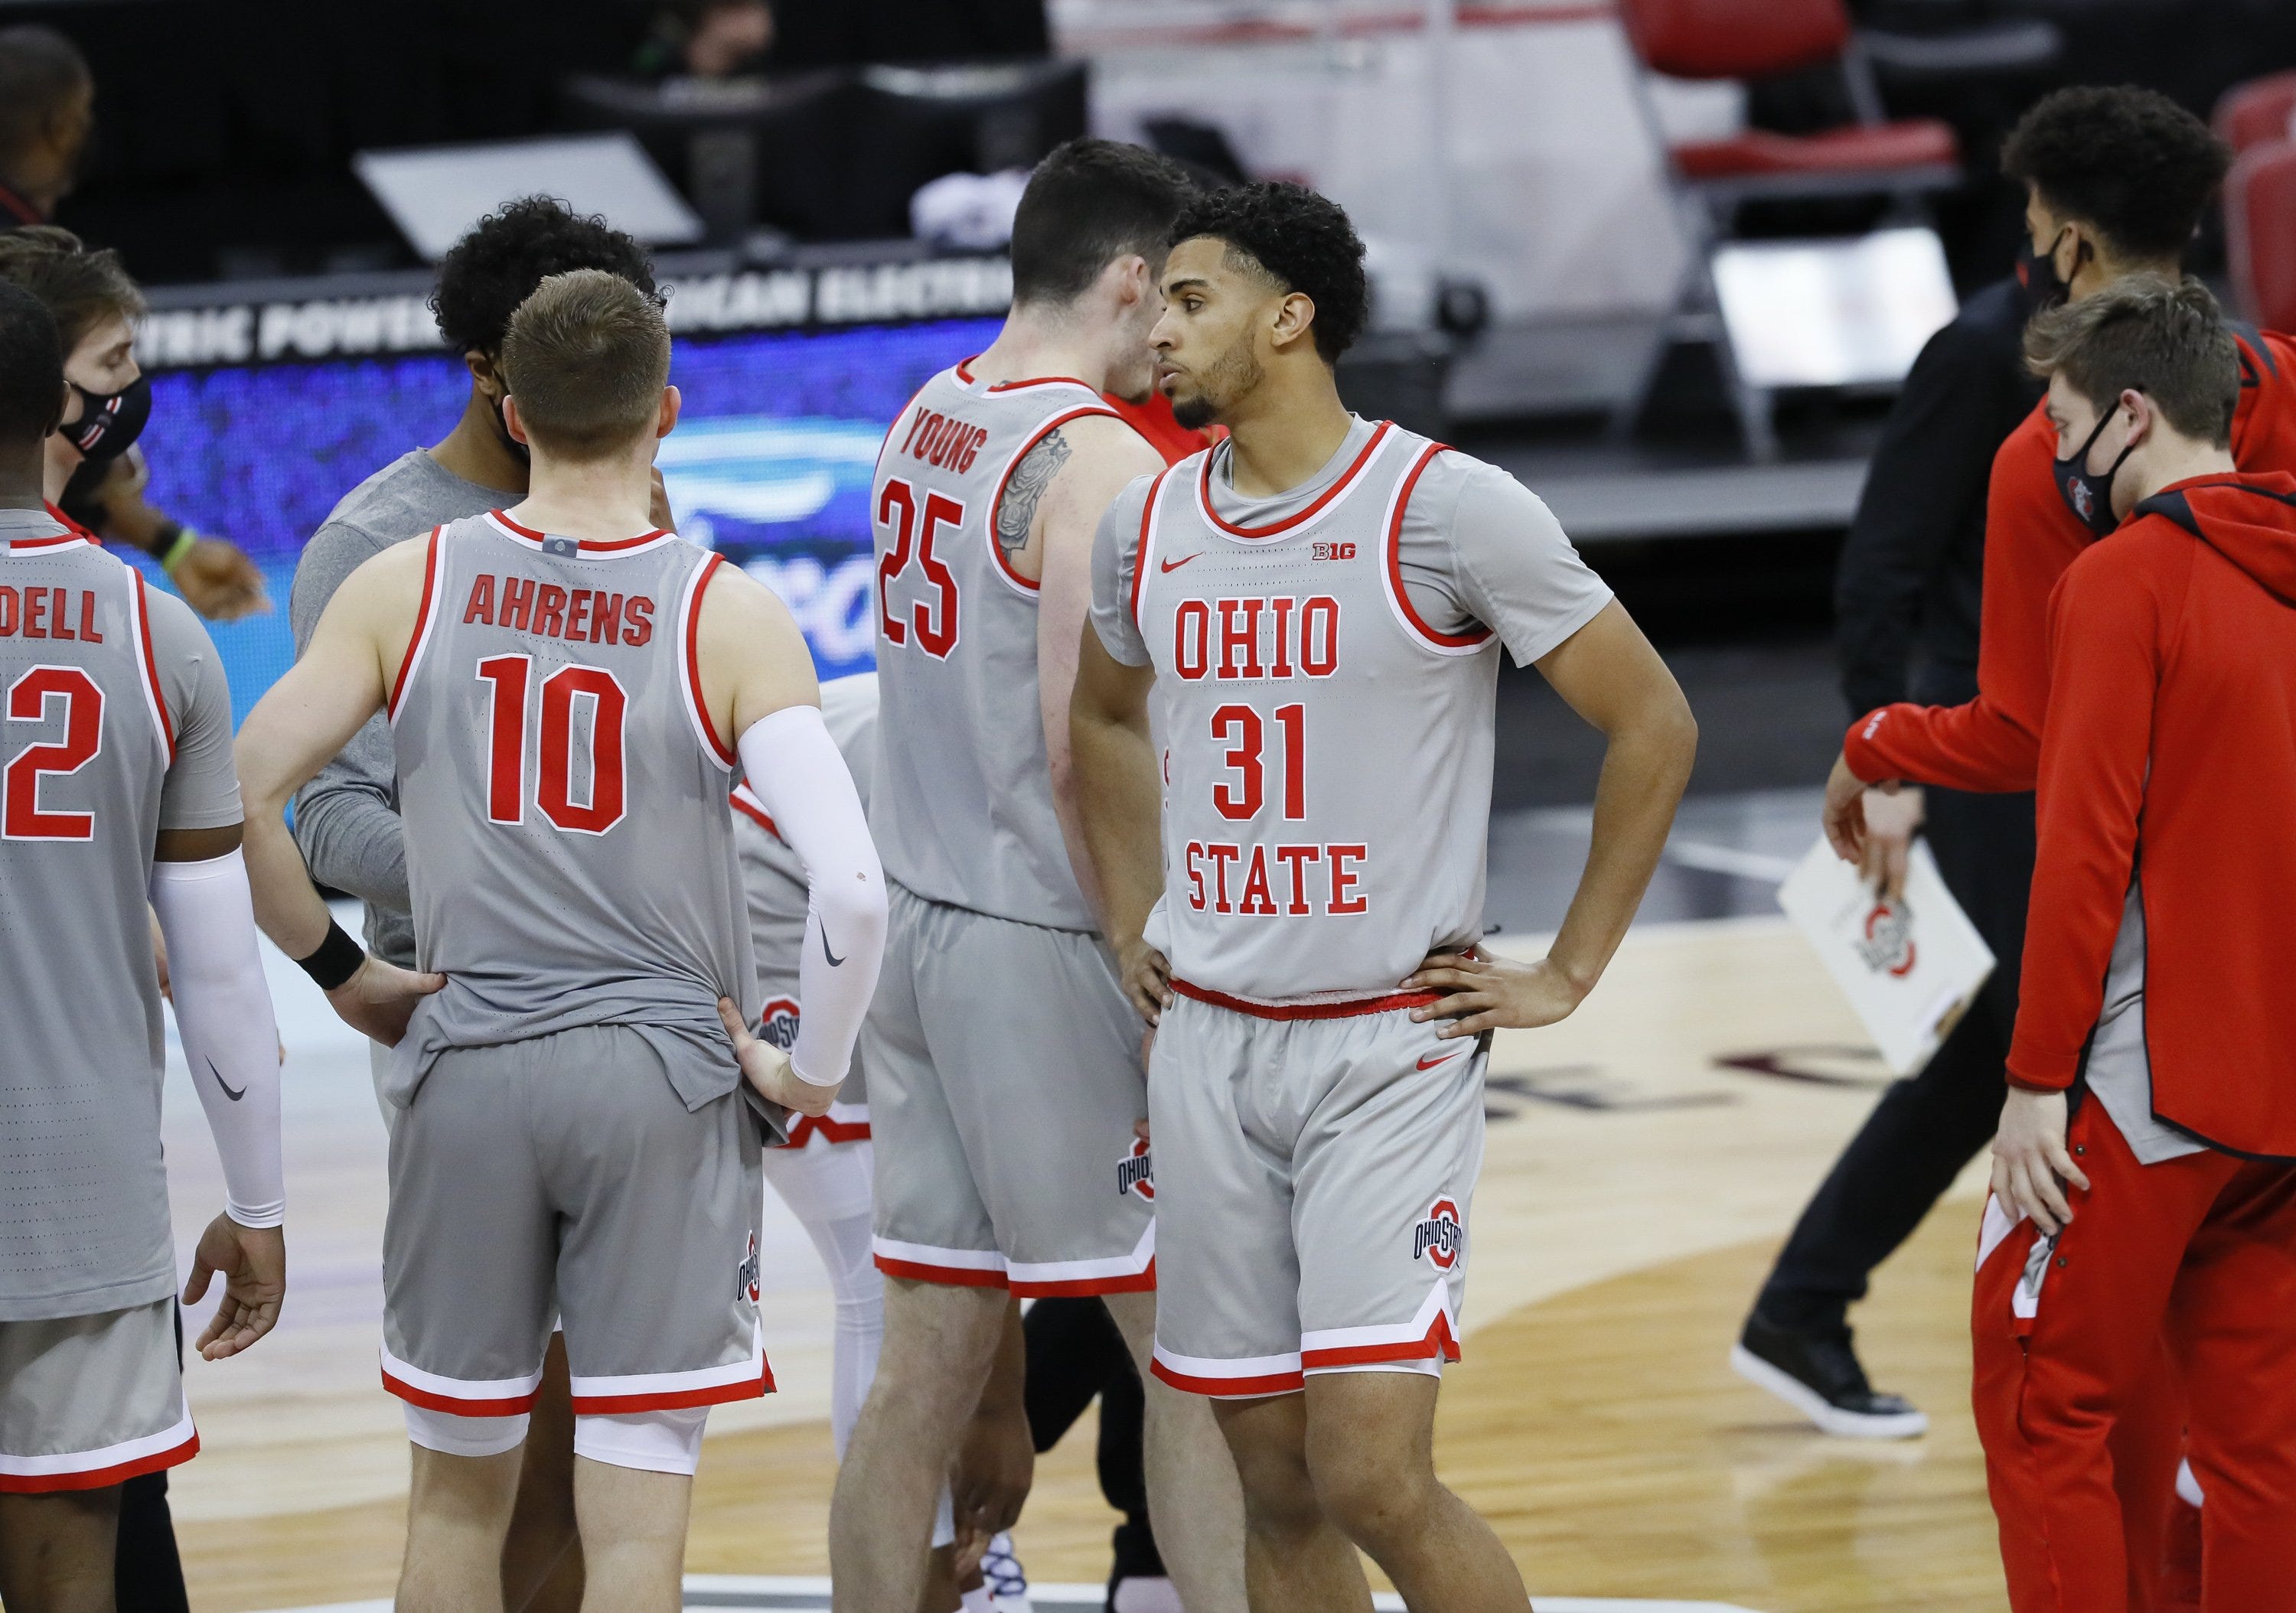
[132,316,1001,723]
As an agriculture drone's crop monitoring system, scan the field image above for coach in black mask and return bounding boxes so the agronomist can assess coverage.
[1735,87,2238,1438]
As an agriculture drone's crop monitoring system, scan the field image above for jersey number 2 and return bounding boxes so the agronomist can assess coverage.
[477,657,628,835]
[876,478,962,659]
[2,666,103,842]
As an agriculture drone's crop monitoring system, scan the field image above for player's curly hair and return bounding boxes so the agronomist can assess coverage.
[429,196,660,357]
[2003,86,2232,262]
[1169,182,1368,363]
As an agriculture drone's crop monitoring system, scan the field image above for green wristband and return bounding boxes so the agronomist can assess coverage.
[157,525,197,574]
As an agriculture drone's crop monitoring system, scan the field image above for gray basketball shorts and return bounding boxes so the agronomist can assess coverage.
[0,1298,197,1491]
[1146,983,1486,1399]
[380,1025,771,1418]
[865,881,1156,1296]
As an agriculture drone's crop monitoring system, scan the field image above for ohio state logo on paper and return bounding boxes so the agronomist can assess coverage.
[1413,1197,1463,1269]
[1855,904,1917,978]
[1117,1136,1155,1201]
[757,997,801,1051]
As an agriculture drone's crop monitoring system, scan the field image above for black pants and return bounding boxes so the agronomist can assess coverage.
[113,1307,191,1611]
[1754,785,2037,1332]
[1022,1297,1163,1582]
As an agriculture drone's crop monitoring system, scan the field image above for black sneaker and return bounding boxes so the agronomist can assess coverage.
[1731,1312,1928,1439]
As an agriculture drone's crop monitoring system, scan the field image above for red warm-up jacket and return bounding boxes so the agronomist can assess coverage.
[2008,471,2296,1158]
[1846,323,2296,791]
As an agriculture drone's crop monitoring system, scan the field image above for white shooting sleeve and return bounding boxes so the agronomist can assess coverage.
[737,705,889,1088]
[148,850,285,1227]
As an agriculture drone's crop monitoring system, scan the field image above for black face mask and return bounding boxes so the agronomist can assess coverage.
[2014,226,2075,320]
[2053,408,2140,537]
[60,373,151,464]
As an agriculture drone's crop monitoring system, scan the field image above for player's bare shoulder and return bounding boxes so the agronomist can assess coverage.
[692,548,820,729]
[1029,412,1169,544]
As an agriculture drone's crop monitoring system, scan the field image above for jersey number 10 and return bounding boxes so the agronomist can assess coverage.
[477,657,628,835]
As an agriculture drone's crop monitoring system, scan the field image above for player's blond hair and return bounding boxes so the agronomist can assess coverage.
[500,268,670,461]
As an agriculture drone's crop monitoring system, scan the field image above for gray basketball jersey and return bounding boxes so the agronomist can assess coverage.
[0,512,242,1319]
[1107,423,1548,1001]
[869,363,1122,930]
[732,671,878,1039]
[389,511,757,1110]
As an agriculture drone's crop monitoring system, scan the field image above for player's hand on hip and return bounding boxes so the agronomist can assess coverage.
[1407,950,1587,1036]
[1821,752,1873,864]
[184,1215,286,1360]
[719,998,836,1118]
[1116,934,1172,1025]
[1990,1087,2089,1237]
[325,956,445,1048]
[1857,784,1923,900]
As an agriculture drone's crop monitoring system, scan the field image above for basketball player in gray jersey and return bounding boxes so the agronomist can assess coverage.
[1073,186,1699,1609]
[287,199,668,1611]
[0,284,434,1611]
[235,270,886,1612]
[835,139,1247,1613]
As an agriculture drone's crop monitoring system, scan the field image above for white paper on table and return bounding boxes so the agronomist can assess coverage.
[1776,835,1997,1077]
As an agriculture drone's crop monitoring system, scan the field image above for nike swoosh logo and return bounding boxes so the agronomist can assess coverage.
[1159,553,1199,573]
[205,1057,246,1102]
[821,927,844,967]
[1417,1051,1461,1070]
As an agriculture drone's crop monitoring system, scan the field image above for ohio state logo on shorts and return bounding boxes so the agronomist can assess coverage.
[738,1231,761,1303]
[756,997,801,1051]
[1116,1136,1155,1201]
[1413,1197,1463,1269]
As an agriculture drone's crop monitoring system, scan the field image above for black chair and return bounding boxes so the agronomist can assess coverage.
[842,59,1088,239]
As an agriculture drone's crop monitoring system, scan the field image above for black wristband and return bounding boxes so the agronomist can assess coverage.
[295,919,366,992]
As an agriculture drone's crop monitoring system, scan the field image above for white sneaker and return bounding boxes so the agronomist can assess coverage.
[1113,1576,1186,1613]
[982,1531,1031,1613]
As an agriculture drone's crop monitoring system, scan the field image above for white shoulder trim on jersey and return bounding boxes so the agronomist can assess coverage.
[125,571,175,764]
[386,528,448,726]
[675,552,738,771]
[1129,464,1175,638]
[1377,440,1495,660]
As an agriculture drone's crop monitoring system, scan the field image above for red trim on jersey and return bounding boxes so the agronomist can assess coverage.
[729,787,782,841]
[488,510,672,552]
[133,576,177,764]
[1128,467,1173,634]
[6,531,89,553]
[874,1253,1012,1289]
[1150,1358,1305,1398]
[568,1362,775,1415]
[1196,421,1393,540]
[381,1367,539,1418]
[386,530,442,721]
[1384,442,1492,650]
[954,356,978,383]
[685,553,738,765]
[0,1429,201,1494]
[779,1112,872,1148]
[1300,1313,1461,1372]
[988,403,1124,595]
[985,374,1099,393]
[1008,1260,1158,1299]
[1168,977,1442,1019]
[42,502,99,543]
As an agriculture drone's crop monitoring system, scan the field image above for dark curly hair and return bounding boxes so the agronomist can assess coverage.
[2003,86,2232,262]
[1169,183,1368,363]
[429,196,660,357]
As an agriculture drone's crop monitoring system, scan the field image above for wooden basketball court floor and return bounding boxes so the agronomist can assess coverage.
[153,892,2011,1611]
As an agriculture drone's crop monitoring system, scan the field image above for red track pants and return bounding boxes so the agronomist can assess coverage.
[1971,1097,2296,1612]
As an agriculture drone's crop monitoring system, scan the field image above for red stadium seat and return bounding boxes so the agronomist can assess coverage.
[1610,0,1962,458]
[2226,139,2296,335]
[2214,71,2296,158]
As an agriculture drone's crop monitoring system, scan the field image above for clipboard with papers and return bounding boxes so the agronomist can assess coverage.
[1776,836,1997,1077]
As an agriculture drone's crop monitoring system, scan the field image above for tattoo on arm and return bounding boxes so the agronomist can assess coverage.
[996,429,1071,555]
